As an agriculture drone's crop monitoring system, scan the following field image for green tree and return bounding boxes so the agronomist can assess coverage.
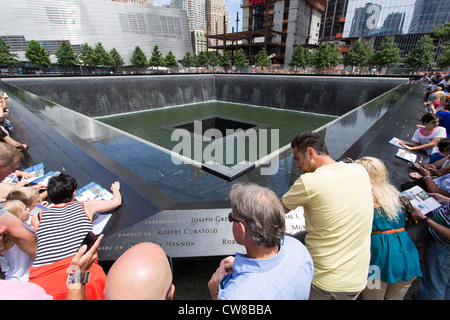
[196,51,208,67]
[219,51,232,69]
[109,48,124,67]
[149,45,165,70]
[254,48,270,67]
[191,53,199,67]
[434,22,450,68]
[289,46,312,71]
[181,52,193,67]
[0,38,19,74]
[313,43,342,68]
[78,43,95,69]
[55,41,77,73]
[433,22,450,42]
[403,36,435,70]
[207,51,220,67]
[344,40,374,72]
[25,40,51,69]
[130,46,148,67]
[437,45,450,68]
[371,36,401,68]
[164,51,178,68]
[92,42,113,66]
[234,49,248,68]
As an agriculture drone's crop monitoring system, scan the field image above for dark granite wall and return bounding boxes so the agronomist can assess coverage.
[4,75,406,118]
[4,75,215,117]
[214,75,406,116]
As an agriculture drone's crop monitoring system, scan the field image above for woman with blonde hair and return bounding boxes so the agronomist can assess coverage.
[355,157,422,300]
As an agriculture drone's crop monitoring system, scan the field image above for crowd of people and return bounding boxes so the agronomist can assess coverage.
[0,78,449,301]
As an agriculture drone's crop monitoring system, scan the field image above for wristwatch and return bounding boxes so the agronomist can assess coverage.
[66,272,90,285]
[421,217,430,223]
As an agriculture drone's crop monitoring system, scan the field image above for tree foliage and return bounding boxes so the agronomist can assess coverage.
[254,48,270,67]
[130,46,148,67]
[164,50,178,67]
[403,36,435,70]
[78,43,95,67]
[25,40,51,68]
[109,48,124,67]
[313,43,342,68]
[149,44,164,67]
[92,42,113,66]
[55,41,77,69]
[181,52,193,67]
[196,51,208,67]
[234,49,248,68]
[289,45,312,69]
[344,40,373,68]
[207,51,220,66]
[219,51,232,68]
[0,38,19,71]
[434,22,450,68]
[371,36,401,67]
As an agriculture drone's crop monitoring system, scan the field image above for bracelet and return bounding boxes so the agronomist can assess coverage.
[422,217,430,223]
[66,272,90,284]
[423,175,432,180]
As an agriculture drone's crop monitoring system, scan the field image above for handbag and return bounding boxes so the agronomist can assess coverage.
[399,196,418,225]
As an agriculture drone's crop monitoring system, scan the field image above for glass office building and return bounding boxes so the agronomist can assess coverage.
[343,0,450,38]
[0,0,193,64]
[321,0,450,60]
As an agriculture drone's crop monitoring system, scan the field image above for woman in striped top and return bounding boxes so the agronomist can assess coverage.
[413,193,450,300]
[29,173,122,300]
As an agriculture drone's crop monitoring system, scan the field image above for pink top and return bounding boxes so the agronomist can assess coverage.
[0,279,53,300]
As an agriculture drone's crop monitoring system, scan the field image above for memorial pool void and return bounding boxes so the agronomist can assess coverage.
[0,74,409,260]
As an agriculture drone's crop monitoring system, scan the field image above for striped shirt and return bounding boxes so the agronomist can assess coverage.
[430,204,450,246]
[33,202,92,267]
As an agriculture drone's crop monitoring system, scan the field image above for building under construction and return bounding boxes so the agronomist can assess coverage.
[207,0,327,65]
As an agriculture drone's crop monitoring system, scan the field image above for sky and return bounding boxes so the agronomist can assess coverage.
[153,0,243,33]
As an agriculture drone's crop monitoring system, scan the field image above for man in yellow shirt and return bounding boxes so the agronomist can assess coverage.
[281,132,373,300]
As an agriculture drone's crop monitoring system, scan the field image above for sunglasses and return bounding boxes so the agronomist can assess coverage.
[228,212,242,223]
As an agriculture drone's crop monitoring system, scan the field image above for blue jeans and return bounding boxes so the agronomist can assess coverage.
[418,240,450,300]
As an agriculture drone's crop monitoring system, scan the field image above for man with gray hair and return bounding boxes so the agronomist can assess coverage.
[208,182,313,300]
[0,142,37,258]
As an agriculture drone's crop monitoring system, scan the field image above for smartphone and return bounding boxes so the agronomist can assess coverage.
[79,231,97,252]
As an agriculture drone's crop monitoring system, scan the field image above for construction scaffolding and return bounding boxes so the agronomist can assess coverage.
[206,0,286,65]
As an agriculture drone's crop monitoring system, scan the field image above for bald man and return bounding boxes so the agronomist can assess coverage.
[104,242,175,300]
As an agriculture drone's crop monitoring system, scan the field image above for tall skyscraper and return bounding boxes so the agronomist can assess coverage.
[171,0,207,31]
[206,0,229,47]
[408,0,450,34]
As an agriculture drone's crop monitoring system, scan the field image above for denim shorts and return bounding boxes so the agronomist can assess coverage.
[418,239,450,300]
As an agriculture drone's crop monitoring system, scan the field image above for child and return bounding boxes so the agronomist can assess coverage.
[6,186,47,216]
[1,199,34,281]
[399,113,447,156]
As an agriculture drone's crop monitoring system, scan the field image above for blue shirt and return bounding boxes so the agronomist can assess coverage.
[218,235,314,300]
[436,110,450,137]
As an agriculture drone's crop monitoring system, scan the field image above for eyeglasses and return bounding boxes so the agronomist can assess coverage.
[228,212,242,223]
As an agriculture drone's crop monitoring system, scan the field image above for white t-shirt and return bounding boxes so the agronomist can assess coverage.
[412,126,447,155]
[2,220,35,281]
